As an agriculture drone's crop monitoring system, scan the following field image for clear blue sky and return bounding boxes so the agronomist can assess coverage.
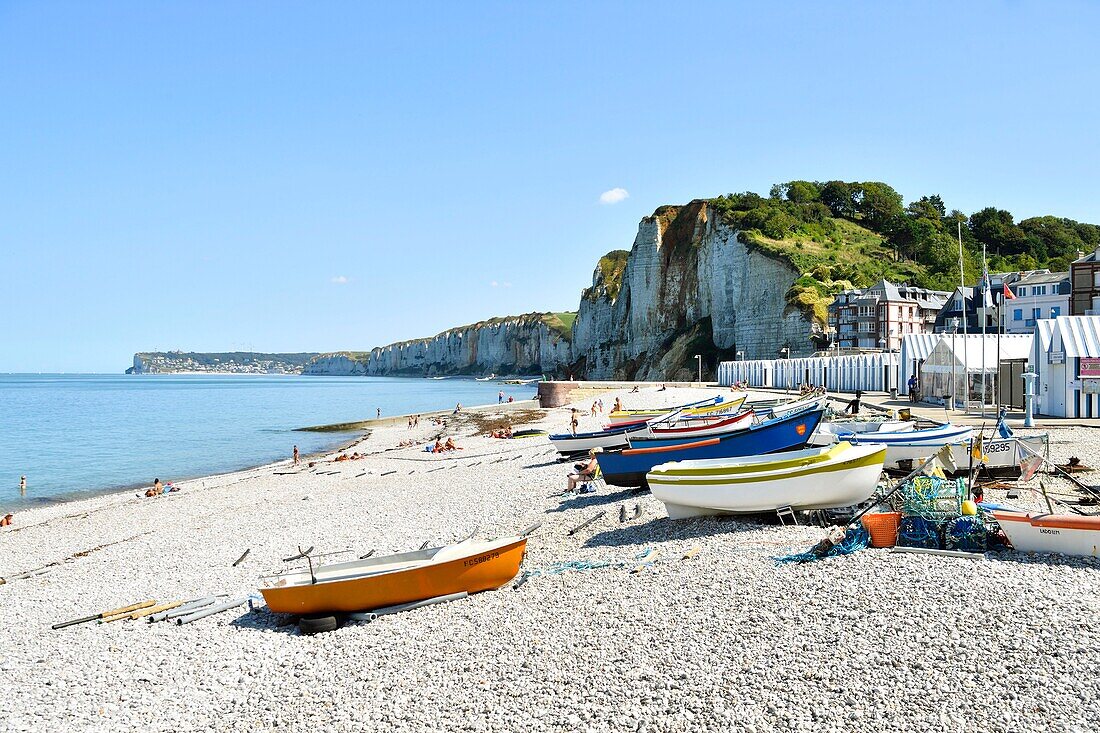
[3,1,1098,373]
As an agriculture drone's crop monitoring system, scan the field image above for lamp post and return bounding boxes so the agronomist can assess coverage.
[779,347,790,393]
[695,354,702,384]
[949,317,959,411]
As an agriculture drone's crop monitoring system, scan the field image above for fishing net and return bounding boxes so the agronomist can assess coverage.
[898,475,966,520]
[944,516,988,552]
[774,524,871,565]
[897,516,942,549]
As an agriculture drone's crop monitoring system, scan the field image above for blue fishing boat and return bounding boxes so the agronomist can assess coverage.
[596,407,825,488]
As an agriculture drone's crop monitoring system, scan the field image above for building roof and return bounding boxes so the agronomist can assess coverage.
[1036,315,1100,358]
[1013,270,1069,286]
[922,334,1033,373]
[1073,247,1100,264]
[900,333,942,361]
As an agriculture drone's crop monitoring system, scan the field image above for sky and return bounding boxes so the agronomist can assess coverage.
[3,1,1099,373]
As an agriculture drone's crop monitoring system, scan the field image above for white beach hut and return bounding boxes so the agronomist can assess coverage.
[1032,316,1100,418]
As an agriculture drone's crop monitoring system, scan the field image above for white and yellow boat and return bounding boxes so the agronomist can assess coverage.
[608,394,746,425]
[646,441,886,518]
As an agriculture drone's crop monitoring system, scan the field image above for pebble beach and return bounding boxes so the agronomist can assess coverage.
[2,386,1099,733]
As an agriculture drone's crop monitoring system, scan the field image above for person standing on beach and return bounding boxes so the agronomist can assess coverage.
[20,475,26,496]
[498,390,505,404]
[570,408,580,436]
[292,446,300,465]
[376,408,382,419]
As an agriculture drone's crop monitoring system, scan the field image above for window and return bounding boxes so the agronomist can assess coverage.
[1035,285,1047,295]
[1032,307,1041,320]
[1051,306,1061,318]
[1013,308,1023,321]
[1017,287,1027,296]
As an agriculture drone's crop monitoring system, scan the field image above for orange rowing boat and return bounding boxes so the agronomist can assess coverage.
[260,536,528,615]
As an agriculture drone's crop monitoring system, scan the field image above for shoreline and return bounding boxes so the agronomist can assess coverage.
[1,399,540,517]
[3,384,1100,731]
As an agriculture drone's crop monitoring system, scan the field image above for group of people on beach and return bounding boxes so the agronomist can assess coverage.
[489,426,514,439]
[144,477,178,498]
[430,437,461,453]
[406,414,421,429]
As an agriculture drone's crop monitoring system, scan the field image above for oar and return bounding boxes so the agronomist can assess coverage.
[53,600,156,630]
[568,510,606,536]
[126,601,185,621]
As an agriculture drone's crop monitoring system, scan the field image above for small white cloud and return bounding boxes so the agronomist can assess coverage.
[491,280,499,287]
[331,275,349,284]
[599,187,629,205]
[502,281,512,288]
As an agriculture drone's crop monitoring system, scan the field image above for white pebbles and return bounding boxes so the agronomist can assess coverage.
[1,387,1098,732]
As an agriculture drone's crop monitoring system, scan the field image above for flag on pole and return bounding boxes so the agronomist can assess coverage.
[981,271,993,308]
[1003,283,1017,301]
[1019,454,1043,482]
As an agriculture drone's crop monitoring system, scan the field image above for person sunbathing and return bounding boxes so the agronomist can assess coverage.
[566,448,600,492]
[0,513,13,527]
[444,437,461,451]
[432,439,444,453]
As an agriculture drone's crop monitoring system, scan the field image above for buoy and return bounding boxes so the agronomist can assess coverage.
[961,500,978,516]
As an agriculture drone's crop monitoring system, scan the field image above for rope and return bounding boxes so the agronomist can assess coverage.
[774,524,870,565]
[515,547,657,583]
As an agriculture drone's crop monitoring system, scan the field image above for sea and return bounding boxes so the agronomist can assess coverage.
[0,374,535,512]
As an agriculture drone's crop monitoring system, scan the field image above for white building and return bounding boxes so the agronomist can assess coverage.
[1032,315,1100,418]
[1003,271,1070,334]
[918,334,1032,408]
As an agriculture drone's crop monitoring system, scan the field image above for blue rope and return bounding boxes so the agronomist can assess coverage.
[518,547,657,581]
[774,524,870,565]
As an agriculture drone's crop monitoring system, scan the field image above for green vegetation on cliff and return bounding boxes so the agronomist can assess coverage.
[706,180,1100,327]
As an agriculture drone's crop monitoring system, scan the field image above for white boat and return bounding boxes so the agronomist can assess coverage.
[809,419,915,446]
[847,425,1046,473]
[759,395,826,420]
[632,410,756,442]
[991,511,1100,557]
[548,423,646,454]
[474,374,496,382]
[646,441,887,518]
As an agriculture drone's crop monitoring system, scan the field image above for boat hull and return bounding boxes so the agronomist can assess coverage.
[596,408,824,488]
[872,434,1046,473]
[261,538,528,615]
[992,511,1100,557]
[647,443,886,517]
[608,395,745,425]
[548,423,646,454]
[631,410,755,445]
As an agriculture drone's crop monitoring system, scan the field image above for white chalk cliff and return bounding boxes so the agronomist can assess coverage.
[305,201,818,378]
[303,314,572,376]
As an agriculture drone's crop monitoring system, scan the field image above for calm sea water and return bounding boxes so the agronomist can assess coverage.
[0,374,536,511]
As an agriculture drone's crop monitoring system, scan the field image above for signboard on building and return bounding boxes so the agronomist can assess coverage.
[1050,350,1065,365]
[1081,357,1100,378]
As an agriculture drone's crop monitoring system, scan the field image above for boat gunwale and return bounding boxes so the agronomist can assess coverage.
[647,446,886,486]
